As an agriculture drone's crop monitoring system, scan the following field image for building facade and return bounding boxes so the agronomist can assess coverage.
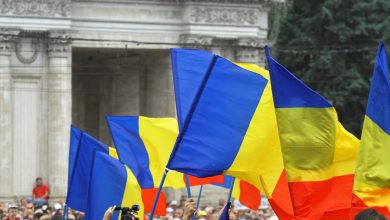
[0,0,274,203]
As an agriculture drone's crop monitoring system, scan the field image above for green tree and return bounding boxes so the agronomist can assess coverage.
[271,0,390,136]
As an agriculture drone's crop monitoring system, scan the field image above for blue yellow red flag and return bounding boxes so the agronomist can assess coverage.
[169,54,292,218]
[167,48,268,178]
[265,46,360,220]
[106,115,224,189]
[352,42,390,218]
[85,151,144,220]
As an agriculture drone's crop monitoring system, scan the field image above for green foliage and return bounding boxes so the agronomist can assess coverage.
[272,0,390,136]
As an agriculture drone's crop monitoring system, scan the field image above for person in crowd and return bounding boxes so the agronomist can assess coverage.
[3,205,22,220]
[51,203,63,220]
[32,177,49,207]
[173,208,183,220]
[354,208,387,220]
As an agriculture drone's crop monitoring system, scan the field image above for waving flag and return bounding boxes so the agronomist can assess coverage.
[67,132,118,212]
[169,52,293,219]
[352,42,390,218]
[86,152,144,220]
[167,48,268,178]
[106,115,224,189]
[266,46,360,220]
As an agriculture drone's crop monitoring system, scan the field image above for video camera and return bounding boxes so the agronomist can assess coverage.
[114,205,140,220]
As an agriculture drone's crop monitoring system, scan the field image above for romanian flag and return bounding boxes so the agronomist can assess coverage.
[106,115,224,189]
[167,48,268,180]
[169,49,293,219]
[266,47,360,220]
[66,129,166,215]
[66,132,118,212]
[352,42,390,218]
[86,152,144,220]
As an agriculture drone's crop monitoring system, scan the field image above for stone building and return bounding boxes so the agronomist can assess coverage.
[0,0,275,203]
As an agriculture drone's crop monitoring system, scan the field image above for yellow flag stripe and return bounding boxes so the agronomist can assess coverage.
[138,116,186,189]
[354,116,390,207]
[226,63,284,198]
[120,165,144,220]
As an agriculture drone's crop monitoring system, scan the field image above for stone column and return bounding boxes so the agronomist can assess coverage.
[235,37,265,66]
[0,30,16,201]
[47,32,72,199]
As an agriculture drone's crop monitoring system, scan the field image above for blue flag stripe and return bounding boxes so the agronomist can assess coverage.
[85,152,125,220]
[66,133,109,212]
[168,49,267,177]
[68,126,83,191]
[265,46,332,108]
[171,48,216,130]
[366,42,390,135]
[106,115,155,188]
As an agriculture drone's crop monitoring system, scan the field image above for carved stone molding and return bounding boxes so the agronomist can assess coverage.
[236,37,264,48]
[0,0,71,18]
[190,7,260,25]
[0,28,19,56]
[179,34,213,49]
[47,31,72,58]
[15,32,46,64]
[235,38,265,64]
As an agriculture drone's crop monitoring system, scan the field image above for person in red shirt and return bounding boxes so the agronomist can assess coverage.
[32,177,49,206]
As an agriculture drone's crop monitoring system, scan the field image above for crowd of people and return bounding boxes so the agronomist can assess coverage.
[2,178,386,220]
[1,196,278,220]
[1,178,280,220]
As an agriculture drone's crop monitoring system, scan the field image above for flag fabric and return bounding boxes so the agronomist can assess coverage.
[167,48,268,180]
[142,188,167,216]
[217,176,261,211]
[66,132,118,212]
[85,152,144,220]
[68,126,83,189]
[266,46,360,220]
[66,128,167,215]
[106,115,224,189]
[352,42,390,218]
[169,52,293,219]
[218,202,231,220]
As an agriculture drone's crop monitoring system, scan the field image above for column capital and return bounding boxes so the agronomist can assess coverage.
[235,37,266,65]
[0,28,20,56]
[47,31,72,58]
[179,34,213,50]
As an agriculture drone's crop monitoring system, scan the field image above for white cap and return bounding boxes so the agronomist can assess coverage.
[54,203,62,210]
[170,200,178,206]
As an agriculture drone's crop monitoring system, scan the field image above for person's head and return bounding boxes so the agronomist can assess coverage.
[355,208,387,220]
[8,206,18,218]
[36,177,43,186]
[174,208,183,218]
[170,200,178,208]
